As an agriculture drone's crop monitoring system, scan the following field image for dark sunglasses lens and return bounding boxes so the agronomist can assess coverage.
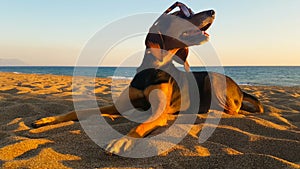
[181,5,191,17]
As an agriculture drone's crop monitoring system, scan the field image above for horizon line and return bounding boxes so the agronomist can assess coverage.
[0,65,300,67]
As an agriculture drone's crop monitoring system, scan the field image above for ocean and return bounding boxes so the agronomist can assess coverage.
[0,66,299,87]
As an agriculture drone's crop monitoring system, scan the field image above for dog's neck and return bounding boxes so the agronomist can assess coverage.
[137,48,179,73]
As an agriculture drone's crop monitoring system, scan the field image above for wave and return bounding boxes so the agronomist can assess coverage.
[238,82,253,86]
[108,76,133,80]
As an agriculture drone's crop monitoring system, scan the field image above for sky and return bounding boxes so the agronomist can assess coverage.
[0,0,299,66]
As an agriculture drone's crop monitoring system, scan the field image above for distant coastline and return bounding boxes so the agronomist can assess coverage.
[0,58,27,66]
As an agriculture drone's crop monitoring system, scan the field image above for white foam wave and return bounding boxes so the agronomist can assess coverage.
[108,76,133,80]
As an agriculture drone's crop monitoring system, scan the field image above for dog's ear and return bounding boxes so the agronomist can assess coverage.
[145,33,165,61]
[145,33,164,49]
[147,41,163,61]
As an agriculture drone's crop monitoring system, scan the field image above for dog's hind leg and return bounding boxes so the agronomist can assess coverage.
[32,87,146,128]
[32,110,79,128]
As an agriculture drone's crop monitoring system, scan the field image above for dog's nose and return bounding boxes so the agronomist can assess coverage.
[210,10,215,17]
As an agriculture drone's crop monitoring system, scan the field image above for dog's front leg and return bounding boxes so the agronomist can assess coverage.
[105,84,174,154]
[105,113,170,154]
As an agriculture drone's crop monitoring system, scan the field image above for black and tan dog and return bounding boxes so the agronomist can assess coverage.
[33,4,263,154]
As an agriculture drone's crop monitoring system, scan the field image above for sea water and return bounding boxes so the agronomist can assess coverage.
[0,66,299,87]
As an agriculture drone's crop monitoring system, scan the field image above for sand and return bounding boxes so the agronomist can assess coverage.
[0,72,299,169]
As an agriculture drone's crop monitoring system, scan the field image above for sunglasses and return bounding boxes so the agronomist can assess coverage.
[164,2,194,18]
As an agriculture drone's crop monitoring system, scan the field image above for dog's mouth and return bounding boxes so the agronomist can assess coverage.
[200,23,212,33]
[180,23,212,40]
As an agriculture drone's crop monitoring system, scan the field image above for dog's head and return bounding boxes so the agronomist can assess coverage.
[145,7,215,70]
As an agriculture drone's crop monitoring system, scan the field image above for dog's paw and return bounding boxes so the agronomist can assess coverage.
[105,137,135,154]
[32,117,56,128]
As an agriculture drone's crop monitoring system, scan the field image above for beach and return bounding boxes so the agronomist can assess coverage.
[0,72,299,168]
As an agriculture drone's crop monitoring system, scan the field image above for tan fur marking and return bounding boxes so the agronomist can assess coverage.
[128,84,174,137]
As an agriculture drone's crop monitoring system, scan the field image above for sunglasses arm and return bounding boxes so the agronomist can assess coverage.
[152,2,193,28]
[163,1,192,16]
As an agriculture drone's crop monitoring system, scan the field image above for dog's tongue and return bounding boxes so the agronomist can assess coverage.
[202,31,209,36]
[192,30,209,37]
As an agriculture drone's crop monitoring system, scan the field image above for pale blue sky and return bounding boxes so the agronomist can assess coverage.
[0,0,299,66]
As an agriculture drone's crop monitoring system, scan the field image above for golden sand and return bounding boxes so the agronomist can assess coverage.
[0,72,299,168]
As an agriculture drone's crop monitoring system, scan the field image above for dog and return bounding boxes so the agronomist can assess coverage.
[33,4,263,154]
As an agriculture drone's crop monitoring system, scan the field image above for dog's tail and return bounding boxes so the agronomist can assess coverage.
[241,92,264,113]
